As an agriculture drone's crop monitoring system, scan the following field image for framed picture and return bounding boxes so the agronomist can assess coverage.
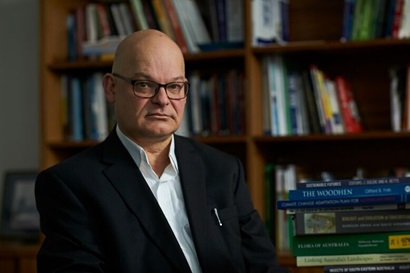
[1,171,40,242]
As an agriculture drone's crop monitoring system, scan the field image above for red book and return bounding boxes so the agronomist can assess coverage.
[335,76,363,133]
[392,0,404,39]
[96,3,111,38]
[162,0,188,53]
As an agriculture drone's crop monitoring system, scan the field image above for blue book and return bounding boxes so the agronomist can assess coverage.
[277,195,408,210]
[289,183,410,200]
[341,0,355,41]
[297,176,410,189]
[70,77,84,141]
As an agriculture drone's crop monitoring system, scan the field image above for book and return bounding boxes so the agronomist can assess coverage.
[309,65,327,133]
[392,0,405,38]
[214,0,227,41]
[302,70,321,134]
[118,3,136,35]
[151,0,176,41]
[85,3,99,43]
[277,194,408,210]
[341,0,356,41]
[398,0,410,39]
[110,4,127,36]
[297,253,410,266]
[325,78,344,134]
[324,263,410,273]
[287,203,409,214]
[335,76,362,133]
[96,3,111,38]
[162,0,188,53]
[92,73,109,141]
[294,209,410,235]
[293,230,410,256]
[288,183,410,200]
[172,0,209,53]
[297,176,410,189]
[252,0,284,45]
[226,0,244,42]
[129,0,149,30]
[69,77,84,141]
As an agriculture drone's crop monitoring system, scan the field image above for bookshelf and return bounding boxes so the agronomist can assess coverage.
[4,0,409,272]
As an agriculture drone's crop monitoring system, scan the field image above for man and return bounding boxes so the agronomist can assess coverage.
[35,29,289,273]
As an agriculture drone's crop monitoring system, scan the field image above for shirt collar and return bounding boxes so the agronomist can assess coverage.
[116,125,178,172]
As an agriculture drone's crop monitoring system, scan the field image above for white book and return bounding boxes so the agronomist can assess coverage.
[184,0,211,45]
[118,3,135,35]
[85,3,98,43]
[252,0,282,46]
[172,0,199,52]
[188,72,203,136]
[272,55,288,136]
[266,56,280,135]
[399,0,410,39]
[93,73,109,141]
[390,68,402,132]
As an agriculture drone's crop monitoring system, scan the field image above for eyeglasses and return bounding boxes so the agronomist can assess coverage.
[112,73,189,100]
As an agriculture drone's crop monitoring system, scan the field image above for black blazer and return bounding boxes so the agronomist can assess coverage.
[35,130,287,273]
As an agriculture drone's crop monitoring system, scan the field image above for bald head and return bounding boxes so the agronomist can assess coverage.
[112,30,185,75]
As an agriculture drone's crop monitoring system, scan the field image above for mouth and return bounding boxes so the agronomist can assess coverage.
[147,113,170,119]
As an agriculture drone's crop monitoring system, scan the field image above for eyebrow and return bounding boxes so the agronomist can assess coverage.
[131,72,185,82]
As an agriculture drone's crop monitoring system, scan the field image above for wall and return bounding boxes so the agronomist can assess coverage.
[0,0,39,215]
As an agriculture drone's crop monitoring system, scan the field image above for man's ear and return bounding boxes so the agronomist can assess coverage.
[103,73,116,103]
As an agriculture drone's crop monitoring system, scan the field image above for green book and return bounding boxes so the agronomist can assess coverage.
[293,230,410,256]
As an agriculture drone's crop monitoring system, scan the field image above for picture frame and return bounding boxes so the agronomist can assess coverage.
[1,171,40,242]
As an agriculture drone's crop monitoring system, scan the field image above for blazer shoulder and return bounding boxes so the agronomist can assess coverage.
[174,134,240,168]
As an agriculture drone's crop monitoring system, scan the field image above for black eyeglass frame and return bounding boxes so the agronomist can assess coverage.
[112,73,189,100]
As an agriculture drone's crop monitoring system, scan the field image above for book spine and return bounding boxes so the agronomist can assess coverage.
[294,209,410,235]
[297,253,410,267]
[335,76,362,133]
[70,77,84,141]
[392,0,404,38]
[293,230,410,256]
[324,263,410,272]
[297,176,410,189]
[96,3,111,38]
[129,0,149,30]
[289,183,410,200]
[277,194,406,210]
[162,0,188,53]
[287,203,408,214]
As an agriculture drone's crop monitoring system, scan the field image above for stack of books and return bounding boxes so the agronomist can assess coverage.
[277,177,410,271]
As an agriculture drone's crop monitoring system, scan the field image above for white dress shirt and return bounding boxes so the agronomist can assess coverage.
[116,126,202,273]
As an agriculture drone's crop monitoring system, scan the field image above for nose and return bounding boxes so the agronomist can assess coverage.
[151,86,170,105]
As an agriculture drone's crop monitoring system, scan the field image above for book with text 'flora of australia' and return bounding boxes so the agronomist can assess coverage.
[296,253,410,267]
[297,176,410,189]
[289,183,410,200]
[292,230,410,257]
[294,209,410,235]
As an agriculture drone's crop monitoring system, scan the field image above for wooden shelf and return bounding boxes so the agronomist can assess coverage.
[30,0,410,273]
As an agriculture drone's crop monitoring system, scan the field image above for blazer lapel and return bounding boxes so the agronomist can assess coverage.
[175,136,240,273]
[101,131,192,273]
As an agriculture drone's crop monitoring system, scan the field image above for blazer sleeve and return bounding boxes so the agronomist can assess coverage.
[233,157,290,273]
[35,170,106,273]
